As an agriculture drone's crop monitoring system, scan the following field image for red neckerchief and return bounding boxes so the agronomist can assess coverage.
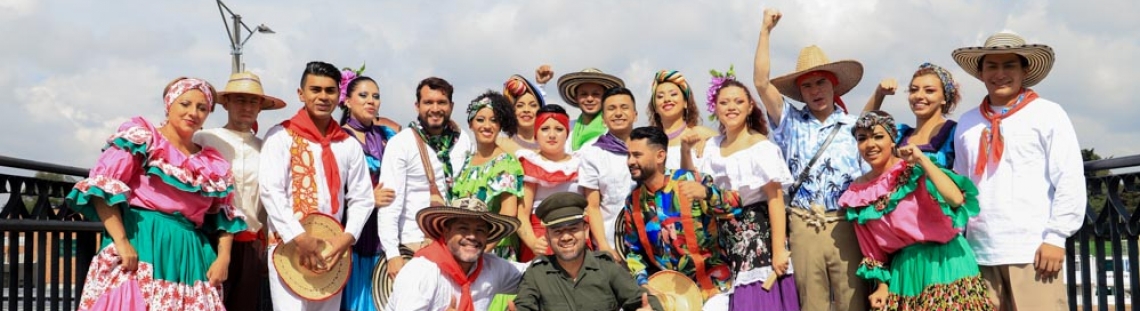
[281,108,351,214]
[415,241,484,311]
[975,88,1038,176]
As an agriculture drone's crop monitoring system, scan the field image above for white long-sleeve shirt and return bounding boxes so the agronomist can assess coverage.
[385,253,527,311]
[193,128,266,232]
[258,124,375,244]
[577,143,633,248]
[954,97,1087,265]
[377,128,472,259]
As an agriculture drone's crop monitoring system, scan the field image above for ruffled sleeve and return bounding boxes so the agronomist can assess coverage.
[486,153,525,199]
[65,117,153,220]
[925,165,979,228]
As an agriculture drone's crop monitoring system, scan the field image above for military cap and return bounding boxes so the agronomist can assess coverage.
[535,192,588,228]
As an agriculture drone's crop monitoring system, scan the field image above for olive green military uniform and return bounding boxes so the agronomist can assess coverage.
[512,251,664,311]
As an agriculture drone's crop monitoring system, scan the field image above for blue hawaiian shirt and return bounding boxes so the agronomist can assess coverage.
[769,100,866,212]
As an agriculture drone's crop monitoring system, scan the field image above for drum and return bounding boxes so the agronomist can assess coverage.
[371,245,415,310]
[614,208,628,260]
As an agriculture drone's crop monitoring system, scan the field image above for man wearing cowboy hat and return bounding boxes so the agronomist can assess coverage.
[386,198,528,311]
[510,192,664,311]
[260,61,376,310]
[556,67,626,151]
[951,31,1085,310]
[193,71,287,311]
[753,8,868,311]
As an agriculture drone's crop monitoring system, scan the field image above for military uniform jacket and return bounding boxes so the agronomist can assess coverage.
[513,251,664,311]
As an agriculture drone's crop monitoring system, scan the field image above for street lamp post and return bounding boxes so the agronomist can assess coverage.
[217,0,275,74]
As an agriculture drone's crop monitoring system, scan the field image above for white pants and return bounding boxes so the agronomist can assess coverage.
[267,245,344,311]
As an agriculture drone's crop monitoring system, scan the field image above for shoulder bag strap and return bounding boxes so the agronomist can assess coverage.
[413,133,444,202]
[787,125,843,203]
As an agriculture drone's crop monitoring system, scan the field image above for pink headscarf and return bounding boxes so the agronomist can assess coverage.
[163,78,215,113]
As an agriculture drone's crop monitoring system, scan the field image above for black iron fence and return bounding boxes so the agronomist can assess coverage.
[1,153,1139,310]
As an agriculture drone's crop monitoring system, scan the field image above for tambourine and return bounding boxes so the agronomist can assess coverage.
[371,245,415,310]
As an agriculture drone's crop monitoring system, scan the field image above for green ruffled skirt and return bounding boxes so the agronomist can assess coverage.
[883,235,992,310]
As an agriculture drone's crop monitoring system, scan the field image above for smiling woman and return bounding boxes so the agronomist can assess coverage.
[64,77,251,310]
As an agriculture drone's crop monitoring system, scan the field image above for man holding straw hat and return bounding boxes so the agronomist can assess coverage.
[753,8,868,311]
[386,198,527,311]
[193,71,287,310]
[951,31,1085,311]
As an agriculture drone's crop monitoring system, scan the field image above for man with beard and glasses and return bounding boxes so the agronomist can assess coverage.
[378,77,474,280]
[386,198,527,311]
[510,192,663,311]
[620,126,735,310]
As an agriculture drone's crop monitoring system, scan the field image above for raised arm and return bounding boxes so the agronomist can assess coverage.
[753,8,786,126]
[863,78,897,113]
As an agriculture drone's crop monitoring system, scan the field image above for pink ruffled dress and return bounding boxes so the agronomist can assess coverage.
[66,117,247,311]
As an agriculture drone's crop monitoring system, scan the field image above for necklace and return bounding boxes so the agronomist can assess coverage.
[666,125,686,140]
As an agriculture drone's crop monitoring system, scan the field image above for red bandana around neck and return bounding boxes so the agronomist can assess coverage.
[281,108,351,214]
[974,88,1039,176]
[415,241,484,311]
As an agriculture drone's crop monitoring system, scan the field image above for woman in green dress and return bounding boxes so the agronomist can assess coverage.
[450,90,526,311]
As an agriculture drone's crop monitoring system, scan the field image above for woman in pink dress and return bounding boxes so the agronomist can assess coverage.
[839,110,991,310]
[66,77,247,310]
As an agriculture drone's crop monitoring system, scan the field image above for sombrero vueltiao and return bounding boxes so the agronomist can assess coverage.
[217,71,287,110]
[951,31,1055,87]
[416,198,521,243]
[556,68,625,108]
[271,214,352,301]
[770,45,864,104]
[647,270,704,311]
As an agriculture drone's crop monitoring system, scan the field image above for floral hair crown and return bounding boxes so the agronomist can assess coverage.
[706,65,736,121]
[339,62,367,105]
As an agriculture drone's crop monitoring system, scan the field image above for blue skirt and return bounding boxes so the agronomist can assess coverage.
[341,252,380,311]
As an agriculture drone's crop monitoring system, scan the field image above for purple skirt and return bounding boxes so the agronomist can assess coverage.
[730,275,801,311]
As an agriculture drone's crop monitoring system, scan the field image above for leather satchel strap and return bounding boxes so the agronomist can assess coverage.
[413,133,443,201]
[788,125,843,203]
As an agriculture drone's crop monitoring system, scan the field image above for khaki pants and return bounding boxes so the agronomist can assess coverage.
[979,264,1066,311]
[789,214,867,311]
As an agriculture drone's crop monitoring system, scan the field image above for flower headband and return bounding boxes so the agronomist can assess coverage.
[706,65,736,121]
[466,97,494,122]
[339,63,366,104]
[164,78,215,113]
[853,110,897,141]
[917,62,960,108]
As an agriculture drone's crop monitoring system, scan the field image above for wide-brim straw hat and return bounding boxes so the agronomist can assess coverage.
[416,198,521,243]
[647,270,704,311]
[951,32,1055,87]
[556,68,625,108]
[217,71,287,110]
[770,45,864,104]
[271,214,352,301]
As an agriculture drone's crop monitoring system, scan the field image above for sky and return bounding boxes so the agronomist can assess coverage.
[2,0,1138,174]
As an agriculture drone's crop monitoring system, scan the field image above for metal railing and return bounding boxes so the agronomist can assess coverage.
[1068,154,1140,311]
[0,155,99,311]
[1,153,1139,310]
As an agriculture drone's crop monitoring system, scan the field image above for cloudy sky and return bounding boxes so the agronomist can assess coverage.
[2,0,1138,173]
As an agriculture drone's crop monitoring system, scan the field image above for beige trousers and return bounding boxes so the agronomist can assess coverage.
[789,213,868,311]
[979,264,1066,311]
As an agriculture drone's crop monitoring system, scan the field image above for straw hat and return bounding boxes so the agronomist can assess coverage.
[647,270,704,311]
[951,32,1055,87]
[770,46,864,104]
[416,198,521,243]
[217,71,287,110]
[556,68,625,108]
[271,214,352,301]
[371,245,414,310]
